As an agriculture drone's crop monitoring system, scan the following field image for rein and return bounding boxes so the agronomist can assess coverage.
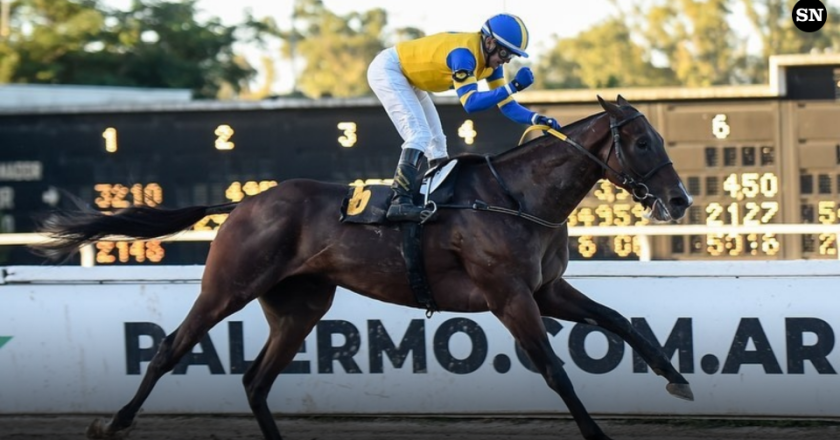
[437,152,568,229]
[520,113,672,201]
[436,112,673,228]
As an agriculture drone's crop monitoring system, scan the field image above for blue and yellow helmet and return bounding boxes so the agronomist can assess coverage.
[481,13,530,58]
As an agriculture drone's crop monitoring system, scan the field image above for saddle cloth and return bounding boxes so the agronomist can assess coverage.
[340,160,459,224]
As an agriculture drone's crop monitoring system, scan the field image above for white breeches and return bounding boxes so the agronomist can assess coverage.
[367,47,448,161]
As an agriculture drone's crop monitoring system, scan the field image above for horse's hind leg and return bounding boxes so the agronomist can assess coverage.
[535,278,693,401]
[242,277,336,440]
[86,272,279,439]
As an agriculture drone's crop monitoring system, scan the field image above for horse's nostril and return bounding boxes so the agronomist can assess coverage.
[670,196,690,209]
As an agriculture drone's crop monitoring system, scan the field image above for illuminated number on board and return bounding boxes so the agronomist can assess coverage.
[193,214,229,231]
[705,203,723,226]
[726,203,740,226]
[215,124,235,150]
[712,114,730,139]
[458,120,476,145]
[759,173,778,197]
[128,183,163,207]
[818,201,837,224]
[723,174,741,199]
[613,235,635,257]
[762,234,780,255]
[95,183,162,209]
[631,204,649,225]
[225,181,278,202]
[819,234,837,256]
[706,234,725,256]
[593,181,615,202]
[145,240,165,262]
[102,127,118,153]
[740,173,760,199]
[337,122,357,148]
[578,236,597,258]
[744,202,761,225]
[613,204,632,226]
[96,240,165,263]
[760,202,779,223]
[595,205,614,226]
[576,208,596,227]
[726,233,744,256]
[95,242,116,263]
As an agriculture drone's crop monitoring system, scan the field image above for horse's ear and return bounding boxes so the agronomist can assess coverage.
[597,95,621,118]
[616,94,630,106]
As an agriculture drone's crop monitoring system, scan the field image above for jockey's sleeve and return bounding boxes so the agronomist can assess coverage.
[487,67,536,125]
[447,49,512,113]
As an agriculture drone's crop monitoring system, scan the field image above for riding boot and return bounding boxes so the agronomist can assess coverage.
[386,148,428,222]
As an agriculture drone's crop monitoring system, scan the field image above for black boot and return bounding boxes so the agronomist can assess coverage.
[386,148,429,222]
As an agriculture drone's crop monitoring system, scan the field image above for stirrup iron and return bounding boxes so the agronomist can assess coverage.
[419,201,437,224]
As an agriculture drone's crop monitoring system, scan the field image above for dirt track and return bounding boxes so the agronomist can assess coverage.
[2,415,840,440]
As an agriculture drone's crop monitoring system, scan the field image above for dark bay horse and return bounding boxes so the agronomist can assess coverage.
[34,95,693,440]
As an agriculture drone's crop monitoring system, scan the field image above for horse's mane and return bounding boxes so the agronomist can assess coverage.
[451,111,607,165]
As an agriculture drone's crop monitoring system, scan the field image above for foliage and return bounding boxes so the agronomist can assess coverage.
[537,0,840,89]
[0,0,256,98]
[272,0,388,98]
[742,0,840,83]
[535,17,677,89]
[2,0,838,95]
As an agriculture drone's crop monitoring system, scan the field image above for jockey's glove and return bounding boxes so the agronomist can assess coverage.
[509,67,534,92]
[532,114,562,131]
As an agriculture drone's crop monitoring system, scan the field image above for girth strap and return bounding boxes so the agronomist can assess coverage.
[399,222,438,317]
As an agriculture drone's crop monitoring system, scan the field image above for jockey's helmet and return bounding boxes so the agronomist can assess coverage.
[481,13,530,58]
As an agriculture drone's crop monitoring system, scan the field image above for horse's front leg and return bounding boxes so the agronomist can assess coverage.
[535,278,693,401]
[488,285,613,440]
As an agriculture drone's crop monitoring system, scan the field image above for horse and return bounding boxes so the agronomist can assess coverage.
[33,95,693,440]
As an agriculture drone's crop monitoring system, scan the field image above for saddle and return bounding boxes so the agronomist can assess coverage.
[339,160,459,225]
[338,160,459,317]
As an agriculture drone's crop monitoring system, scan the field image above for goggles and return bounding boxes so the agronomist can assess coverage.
[497,45,517,61]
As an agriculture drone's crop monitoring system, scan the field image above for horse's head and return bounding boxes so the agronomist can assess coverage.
[597,95,692,222]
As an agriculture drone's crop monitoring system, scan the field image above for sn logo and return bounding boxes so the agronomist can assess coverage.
[792,0,827,33]
[796,8,823,22]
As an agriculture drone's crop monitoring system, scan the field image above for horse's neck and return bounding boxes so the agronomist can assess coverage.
[495,119,611,223]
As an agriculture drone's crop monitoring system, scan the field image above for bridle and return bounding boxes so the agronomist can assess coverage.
[532,111,674,202]
[435,110,674,229]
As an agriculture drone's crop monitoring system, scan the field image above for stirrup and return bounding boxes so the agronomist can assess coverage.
[419,201,437,224]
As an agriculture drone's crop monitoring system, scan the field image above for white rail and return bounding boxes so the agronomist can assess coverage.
[2,224,839,266]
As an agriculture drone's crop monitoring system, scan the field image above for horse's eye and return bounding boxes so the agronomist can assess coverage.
[637,139,649,149]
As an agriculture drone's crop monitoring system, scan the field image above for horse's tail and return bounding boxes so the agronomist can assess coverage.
[30,202,239,261]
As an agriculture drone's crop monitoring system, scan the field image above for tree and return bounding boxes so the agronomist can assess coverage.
[535,17,677,89]
[630,0,743,86]
[742,0,840,83]
[0,0,256,98]
[280,0,388,98]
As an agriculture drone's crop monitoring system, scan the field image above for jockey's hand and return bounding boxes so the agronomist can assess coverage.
[532,114,562,131]
[510,67,534,92]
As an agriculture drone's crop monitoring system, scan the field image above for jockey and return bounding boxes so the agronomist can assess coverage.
[367,13,562,223]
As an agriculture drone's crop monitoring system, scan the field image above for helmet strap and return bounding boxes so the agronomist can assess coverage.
[481,35,499,67]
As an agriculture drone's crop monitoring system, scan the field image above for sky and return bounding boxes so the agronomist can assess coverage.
[104,0,620,93]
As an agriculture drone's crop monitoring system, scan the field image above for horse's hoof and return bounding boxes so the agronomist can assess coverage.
[86,418,108,439]
[86,418,134,439]
[666,382,694,401]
